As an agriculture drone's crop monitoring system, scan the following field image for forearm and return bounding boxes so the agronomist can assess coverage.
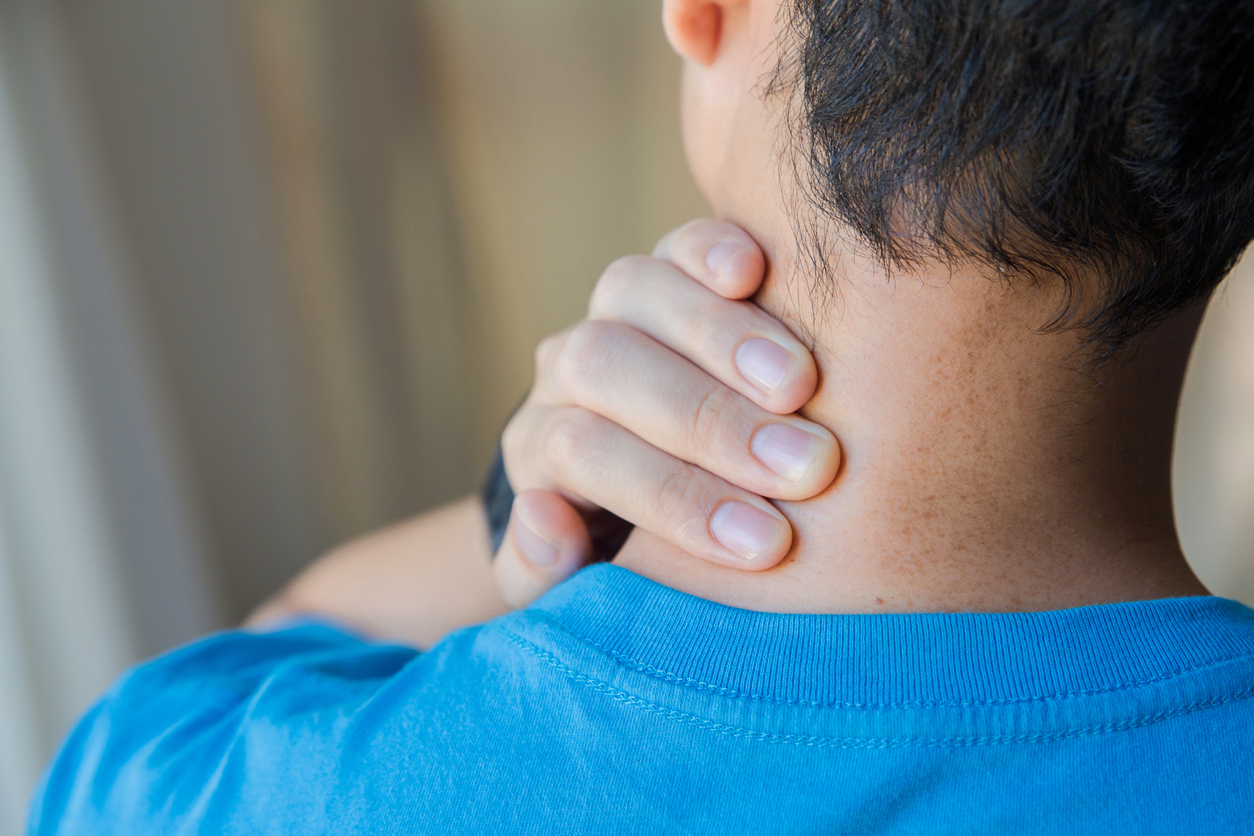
[248,495,509,649]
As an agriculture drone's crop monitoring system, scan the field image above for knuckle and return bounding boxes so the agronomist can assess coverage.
[555,320,618,398]
[677,218,740,254]
[604,253,653,282]
[590,255,653,316]
[680,306,722,358]
[687,385,738,448]
[543,409,596,480]
[700,218,751,246]
[672,218,709,247]
[534,332,562,376]
[653,463,713,523]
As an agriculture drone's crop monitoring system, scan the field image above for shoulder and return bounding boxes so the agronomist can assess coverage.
[27,617,538,835]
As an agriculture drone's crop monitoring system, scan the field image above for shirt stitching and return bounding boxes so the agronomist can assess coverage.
[528,611,1254,710]
[504,629,1254,746]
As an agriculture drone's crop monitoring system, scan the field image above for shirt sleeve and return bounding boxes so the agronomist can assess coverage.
[27,622,419,836]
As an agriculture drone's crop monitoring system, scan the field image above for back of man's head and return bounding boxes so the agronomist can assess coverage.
[777,0,1254,349]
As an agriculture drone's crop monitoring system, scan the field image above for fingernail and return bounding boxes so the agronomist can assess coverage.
[705,240,749,279]
[751,423,825,483]
[709,502,781,561]
[512,518,560,567]
[735,338,793,395]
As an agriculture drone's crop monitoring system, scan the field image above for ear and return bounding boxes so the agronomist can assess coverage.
[662,0,746,66]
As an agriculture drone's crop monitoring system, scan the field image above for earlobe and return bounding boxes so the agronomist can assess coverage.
[662,0,730,66]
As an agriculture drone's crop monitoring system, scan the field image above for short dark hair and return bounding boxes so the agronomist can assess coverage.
[776,0,1254,349]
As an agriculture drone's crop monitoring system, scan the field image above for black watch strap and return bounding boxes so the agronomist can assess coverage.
[481,442,515,555]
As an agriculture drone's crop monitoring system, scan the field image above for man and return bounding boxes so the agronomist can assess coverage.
[30,0,1254,832]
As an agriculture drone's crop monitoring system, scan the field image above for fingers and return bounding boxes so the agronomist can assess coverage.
[515,406,792,570]
[495,217,830,610]
[493,490,592,609]
[587,255,816,414]
[651,218,765,300]
[534,320,839,501]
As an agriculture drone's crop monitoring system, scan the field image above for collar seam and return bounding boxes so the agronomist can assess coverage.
[503,627,1254,747]
[529,611,1254,709]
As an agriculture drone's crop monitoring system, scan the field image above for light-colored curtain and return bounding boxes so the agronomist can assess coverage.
[233,0,709,549]
[0,29,139,833]
[0,3,221,830]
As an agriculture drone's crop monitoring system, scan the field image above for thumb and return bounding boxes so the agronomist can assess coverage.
[493,489,594,609]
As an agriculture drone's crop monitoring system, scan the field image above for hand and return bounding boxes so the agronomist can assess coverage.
[493,219,840,607]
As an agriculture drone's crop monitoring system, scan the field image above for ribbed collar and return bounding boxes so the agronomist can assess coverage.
[528,564,1254,707]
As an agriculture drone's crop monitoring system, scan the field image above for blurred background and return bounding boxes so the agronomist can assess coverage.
[0,1,1248,831]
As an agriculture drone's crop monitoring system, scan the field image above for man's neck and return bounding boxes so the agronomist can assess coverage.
[614,244,1208,613]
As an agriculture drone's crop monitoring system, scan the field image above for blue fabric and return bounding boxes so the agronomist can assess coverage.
[28,565,1254,834]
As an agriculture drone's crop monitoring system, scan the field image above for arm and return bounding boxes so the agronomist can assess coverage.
[252,220,838,645]
[247,496,507,649]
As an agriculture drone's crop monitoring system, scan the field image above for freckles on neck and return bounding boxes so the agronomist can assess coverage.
[778,257,1080,415]
[614,253,1203,612]
[757,254,1142,526]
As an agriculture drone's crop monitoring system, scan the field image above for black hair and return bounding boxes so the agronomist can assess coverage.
[775,0,1254,349]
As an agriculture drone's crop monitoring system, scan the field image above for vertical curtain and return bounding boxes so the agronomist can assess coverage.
[0,3,222,831]
[0,25,137,829]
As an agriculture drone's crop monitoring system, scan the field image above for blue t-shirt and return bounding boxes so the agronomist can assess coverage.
[28,564,1254,834]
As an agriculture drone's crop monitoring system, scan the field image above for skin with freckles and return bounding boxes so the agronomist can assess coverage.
[614,0,1209,613]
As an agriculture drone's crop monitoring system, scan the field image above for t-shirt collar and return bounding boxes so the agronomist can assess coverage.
[527,563,1254,707]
